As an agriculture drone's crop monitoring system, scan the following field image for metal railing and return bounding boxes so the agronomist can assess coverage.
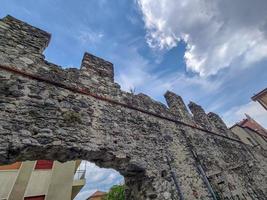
[74,162,86,180]
[74,169,86,180]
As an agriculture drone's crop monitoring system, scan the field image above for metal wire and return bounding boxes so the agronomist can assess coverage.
[165,155,185,200]
[0,64,244,144]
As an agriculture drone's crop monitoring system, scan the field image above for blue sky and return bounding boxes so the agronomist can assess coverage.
[1,0,267,199]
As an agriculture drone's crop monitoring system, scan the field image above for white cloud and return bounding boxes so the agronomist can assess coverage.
[74,161,124,200]
[223,101,267,128]
[137,0,267,76]
[78,30,104,45]
[115,46,220,101]
[116,52,151,92]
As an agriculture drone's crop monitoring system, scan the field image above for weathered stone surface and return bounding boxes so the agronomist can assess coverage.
[81,52,114,82]
[0,15,266,200]
[207,112,239,139]
[188,101,216,132]
[164,91,193,124]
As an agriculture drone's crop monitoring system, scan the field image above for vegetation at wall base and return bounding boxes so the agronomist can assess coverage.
[103,185,125,200]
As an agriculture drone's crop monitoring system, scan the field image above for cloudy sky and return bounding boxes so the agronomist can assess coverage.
[1,0,267,198]
[74,162,124,200]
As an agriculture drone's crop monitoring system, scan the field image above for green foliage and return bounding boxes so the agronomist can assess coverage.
[103,185,125,200]
[62,111,82,124]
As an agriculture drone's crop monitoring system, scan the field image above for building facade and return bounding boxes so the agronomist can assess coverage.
[230,115,267,150]
[87,191,106,200]
[252,88,267,110]
[0,160,85,200]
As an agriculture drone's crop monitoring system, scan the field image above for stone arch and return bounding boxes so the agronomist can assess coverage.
[0,15,212,200]
[1,15,266,200]
[7,136,148,199]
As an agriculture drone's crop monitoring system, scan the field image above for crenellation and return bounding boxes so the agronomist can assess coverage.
[133,93,170,116]
[207,112,241,139]
[207,112,228,131]
[164,91,193,123]
[1,15,51,54]
[188,101,216,131]
[80,52,114,82]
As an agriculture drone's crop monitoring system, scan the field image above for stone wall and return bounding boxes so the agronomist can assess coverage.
[0,15,266,200]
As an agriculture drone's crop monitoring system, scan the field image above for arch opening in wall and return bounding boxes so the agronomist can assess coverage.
[0,143,148,200]
[74,161,124,200]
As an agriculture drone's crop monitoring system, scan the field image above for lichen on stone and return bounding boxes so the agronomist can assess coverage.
[62,111,82,124]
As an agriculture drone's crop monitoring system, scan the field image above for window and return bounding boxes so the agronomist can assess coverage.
[24,195,45,200]
[35,160,53,170]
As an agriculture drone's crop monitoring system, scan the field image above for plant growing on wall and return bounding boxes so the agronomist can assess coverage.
[103,185,125,200]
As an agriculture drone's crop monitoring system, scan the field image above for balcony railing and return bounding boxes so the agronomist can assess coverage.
[74,161,86,181]
[74,169,86,180]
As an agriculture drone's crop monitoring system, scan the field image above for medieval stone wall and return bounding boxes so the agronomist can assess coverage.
[0,15,266,200]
